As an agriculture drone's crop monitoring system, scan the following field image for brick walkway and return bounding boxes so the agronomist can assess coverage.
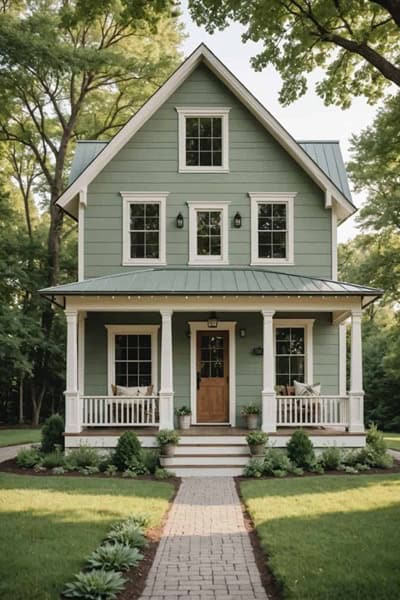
[140,477,268,600]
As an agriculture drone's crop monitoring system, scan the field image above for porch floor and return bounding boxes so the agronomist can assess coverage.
[67,426,363,437]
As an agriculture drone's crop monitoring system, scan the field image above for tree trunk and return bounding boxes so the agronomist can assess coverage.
[18,377,24,424]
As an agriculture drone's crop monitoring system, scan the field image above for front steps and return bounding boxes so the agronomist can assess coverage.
[160,436,250,476]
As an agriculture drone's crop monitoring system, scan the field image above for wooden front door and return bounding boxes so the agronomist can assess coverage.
[196,331,229,423]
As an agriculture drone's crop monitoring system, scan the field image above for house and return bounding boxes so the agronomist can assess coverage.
[41,44,382,475]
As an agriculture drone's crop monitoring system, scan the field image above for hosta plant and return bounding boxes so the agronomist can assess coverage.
[63,569,126,600]
[122,513,150,529]
[86,543,143,571]
[16,447,41,468]
[106,523,147,548]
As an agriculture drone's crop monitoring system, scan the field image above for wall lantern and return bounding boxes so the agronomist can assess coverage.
[176,212,184,229]
[233,212,242,228]
[239,328,246,338]
[207,312,218,328]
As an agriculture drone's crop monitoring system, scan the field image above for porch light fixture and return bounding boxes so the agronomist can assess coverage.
[176,212,184,228]
[207,312,218,328]
[233,212,242,228]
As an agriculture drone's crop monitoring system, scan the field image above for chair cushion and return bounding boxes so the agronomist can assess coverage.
[294,380,321,396]
[111,384,154,397]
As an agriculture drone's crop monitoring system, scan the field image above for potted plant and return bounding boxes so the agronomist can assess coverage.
[241,404,261,429]
[176,406,192,430]
[156,429,180,457]
[246,431,268,456]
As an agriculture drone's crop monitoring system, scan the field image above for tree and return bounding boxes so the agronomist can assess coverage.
[189,0,400,107]
[0,1,183,422]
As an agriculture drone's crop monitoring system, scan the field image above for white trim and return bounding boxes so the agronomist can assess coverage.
[273,318,315,385]
[339,321,347,396]
[121,192,167,266]
[78,312,86,394]
[331,210,338,279]
[188,321,236,426]
[249,192,295,265]
[187,201,230,265]
[105,324,160,395]
[176,106,230,173]
[56,44,354,221]
[78,189,86,281]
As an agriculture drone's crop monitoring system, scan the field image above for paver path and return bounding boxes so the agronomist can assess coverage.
[389,449,400,461]
[141,477,268,600]
[0,443,30,463]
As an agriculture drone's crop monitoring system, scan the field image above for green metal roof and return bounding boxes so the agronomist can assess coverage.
[68,139,352,203]
[41,267,381,298]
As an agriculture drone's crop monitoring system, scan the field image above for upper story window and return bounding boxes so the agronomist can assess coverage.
[249,192,295,265]
[177,107,230,173]
[187,201,229,265]
[121,191,167,266]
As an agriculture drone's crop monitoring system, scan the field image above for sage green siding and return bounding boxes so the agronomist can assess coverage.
[84,312,339,427]
[84,64,332,278]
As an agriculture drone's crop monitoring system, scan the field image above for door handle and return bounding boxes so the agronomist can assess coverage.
[197,371,201,390]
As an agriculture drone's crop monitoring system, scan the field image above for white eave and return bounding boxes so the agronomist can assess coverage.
[57,44,356,222]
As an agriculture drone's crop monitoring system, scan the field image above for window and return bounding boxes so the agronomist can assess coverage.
[250,192,295,265]
[177,107,230,172]
[106,325,159,393]
[188,201,229,265]
[121,192,167,265]
[274,320,314,388]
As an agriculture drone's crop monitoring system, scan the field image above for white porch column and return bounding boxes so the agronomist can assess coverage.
[261,309,276,432]
[339,321,347,396]
[65,310,81,433]
[159,309,174,429]
[349,309,364,433]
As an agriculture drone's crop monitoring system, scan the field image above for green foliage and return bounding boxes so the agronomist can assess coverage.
[79,466,100,476]
[86,543,143,572]
[52,466,65,475]
[176,405,192,416]
[16,446,41,468]
[154,467,174,480]
[41,414,64,453]
[63,569,127,600]
[98,452,115,473]
[66,446,100,470]
[104,464,118,477]
[190,0,400,108]
[263,449,293,476]
[113,432,142,472]
[106,523,147,549]
[122,469,137,478]
[41,447,65,469]
[244,458,265,478]
[156,429,180,446]
[125,456,148,475]
[321,446,343,471]
[140,449,160,474]
[241,404,261,415]
[287,430,316,469]
[246,431,268,446]
[366,423,387,454]
[123,514,150,529]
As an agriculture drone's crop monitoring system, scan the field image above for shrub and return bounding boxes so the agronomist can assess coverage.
[273,469,287,478]
[287,430,315,469]
[66,446,100,469]
[86,543,143,572]
[140,449,159,474]
[63,569,126,600]
[41,448,65,469]
[122,469,137,478]
[123,513,150,529]
[105,464,118,477]
[79,466,100,476]
[98,451,115,473]
[366,424,387,455]
[263,449,292,475]
[16,447,41,468]
[321,446,343,471]
[52,466,65,475]
[243,458,264,478]
[156,429,180,446]
[41,414,64,453]
[241,404,261,415]
[154,467,174,480]
[246,431,268,446]
[126,456,148,475]
[113,432,142,472]
[106,523,147,549]
[176,406,192,416]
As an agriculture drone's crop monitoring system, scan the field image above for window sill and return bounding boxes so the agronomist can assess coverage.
[179,166,230,174]
[188,259,229,266]
[122,260,167,267]
[250,259,294,267]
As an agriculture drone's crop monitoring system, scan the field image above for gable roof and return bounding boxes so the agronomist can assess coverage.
[68,139,352,204]
[57,44,356,221]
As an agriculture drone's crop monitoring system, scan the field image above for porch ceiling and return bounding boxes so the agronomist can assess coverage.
[40,267,382,300]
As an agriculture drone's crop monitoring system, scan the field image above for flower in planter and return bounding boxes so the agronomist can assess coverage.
[246,431,269,446]
[156,429,180,446]
[241,404,261,415]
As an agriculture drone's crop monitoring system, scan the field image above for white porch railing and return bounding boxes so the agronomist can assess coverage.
[276,395,349,427]
[82,396,159,427]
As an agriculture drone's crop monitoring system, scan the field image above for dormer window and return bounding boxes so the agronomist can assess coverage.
[177,107,230,172]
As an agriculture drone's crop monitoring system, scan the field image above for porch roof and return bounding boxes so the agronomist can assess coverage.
[40,267,382,300]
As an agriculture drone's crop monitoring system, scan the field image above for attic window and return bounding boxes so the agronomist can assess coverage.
[177,107,230,172]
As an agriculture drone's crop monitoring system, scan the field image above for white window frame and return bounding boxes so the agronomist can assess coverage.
[187,200,230,265]
[176,107,230,173]
[273,319,315,387]
[121,191,168,266]
[249,192,295,265]
[105,325,160,395]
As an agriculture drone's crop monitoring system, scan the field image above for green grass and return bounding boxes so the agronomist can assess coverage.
[241,474,400,600]
[0,473,174,600]
[0,428,41,447]
[383,432,400,451]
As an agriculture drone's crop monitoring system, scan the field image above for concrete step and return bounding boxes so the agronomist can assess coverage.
[175,444,249,456]
[178,435,246,445]
[161,454,250,466]
[167,465,245,477]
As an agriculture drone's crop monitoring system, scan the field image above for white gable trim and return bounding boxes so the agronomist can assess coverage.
[57,44,355,221]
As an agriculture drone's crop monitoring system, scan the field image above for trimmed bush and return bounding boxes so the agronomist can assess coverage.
[287,429,316,469]
[106,523,147,548]
[66,446,100,470]
[41,414,64,453]
[41,447,65,469]
[16,447,41,468]
[321,446,342,470]
[86,543,143,572]
[63,569,126,600]
[263,449,292,475]
[243,458,264,478]
[113,432,142,472]
[154,467,174,480]
[366,424,387,455]
[141,449,160,474]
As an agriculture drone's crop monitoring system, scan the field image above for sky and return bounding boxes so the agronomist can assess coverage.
[181,2,378,242]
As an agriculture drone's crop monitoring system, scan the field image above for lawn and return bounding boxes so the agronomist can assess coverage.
[241,474,400,600]
[0,473,174,600]
[0,428,41,447]
[383,432,400,451]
